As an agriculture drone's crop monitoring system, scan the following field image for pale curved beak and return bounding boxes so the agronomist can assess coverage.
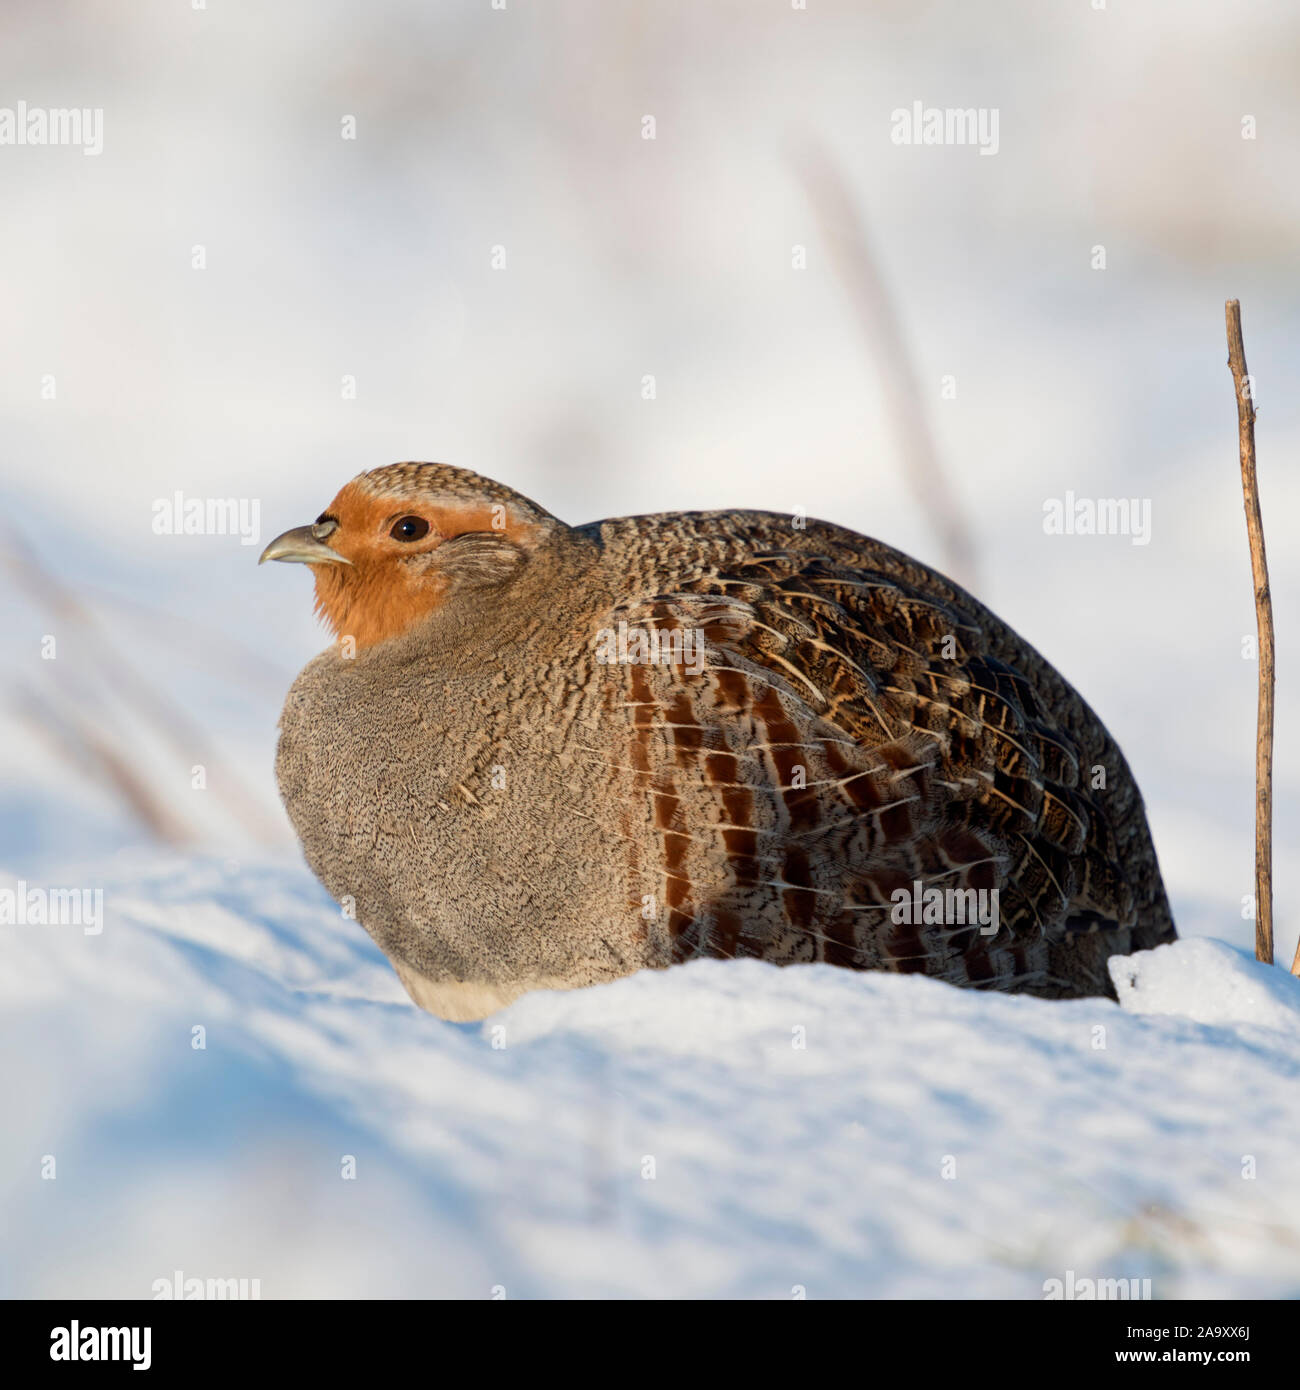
[258,525,352,567]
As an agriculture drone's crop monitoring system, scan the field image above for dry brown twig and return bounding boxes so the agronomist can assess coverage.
[1224,300,1279,969]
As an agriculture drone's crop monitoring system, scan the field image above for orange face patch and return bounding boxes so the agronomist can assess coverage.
[308,482,541,650]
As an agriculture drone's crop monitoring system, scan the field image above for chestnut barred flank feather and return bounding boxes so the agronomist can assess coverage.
[268,463,1175,1021]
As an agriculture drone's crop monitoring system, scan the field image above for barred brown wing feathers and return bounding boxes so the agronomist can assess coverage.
[603,530,1165,995]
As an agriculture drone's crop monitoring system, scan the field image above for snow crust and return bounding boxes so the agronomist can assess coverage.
[3,857,1297,1299]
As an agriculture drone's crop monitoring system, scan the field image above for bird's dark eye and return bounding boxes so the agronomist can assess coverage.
[389,515,430,542]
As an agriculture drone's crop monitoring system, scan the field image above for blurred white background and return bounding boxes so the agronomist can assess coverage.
[0,0,1298,1299]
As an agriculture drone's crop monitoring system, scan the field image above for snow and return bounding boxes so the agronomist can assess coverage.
[3,855,1298,1299]
[1112,938,1300,1041]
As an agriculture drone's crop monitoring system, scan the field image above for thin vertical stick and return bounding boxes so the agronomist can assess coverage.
[1224,300,1277,968]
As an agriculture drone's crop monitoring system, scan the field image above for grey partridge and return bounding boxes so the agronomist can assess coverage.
[262,462,1175,1021]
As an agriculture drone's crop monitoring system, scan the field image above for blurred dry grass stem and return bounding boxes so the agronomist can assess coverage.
[795,141,978,592]
[1,526,286,849]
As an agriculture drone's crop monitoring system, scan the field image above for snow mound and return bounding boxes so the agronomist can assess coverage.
[2,855,1298,1299]
[1112,938,1300,1038]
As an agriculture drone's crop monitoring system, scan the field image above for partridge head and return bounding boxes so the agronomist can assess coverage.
[259,462,566,651]
[264,462,1175,1021]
